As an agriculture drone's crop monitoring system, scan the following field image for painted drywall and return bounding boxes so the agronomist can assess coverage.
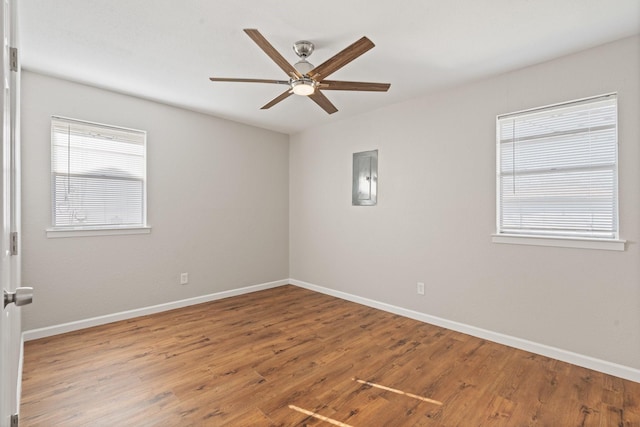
[21,71,289,330]
[289,36,640,370]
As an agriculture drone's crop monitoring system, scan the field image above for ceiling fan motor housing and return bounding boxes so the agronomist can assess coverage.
[294,59,314,75]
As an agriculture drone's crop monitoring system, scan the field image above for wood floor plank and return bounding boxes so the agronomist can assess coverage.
[21,285,640,426]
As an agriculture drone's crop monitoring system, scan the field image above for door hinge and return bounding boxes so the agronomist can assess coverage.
[10,231,18,255]
[10,413,18,427]
[9,47,18,72]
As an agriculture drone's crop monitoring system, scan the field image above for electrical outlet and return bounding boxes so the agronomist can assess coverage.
[180,273,189,285]
[417,282,425,295]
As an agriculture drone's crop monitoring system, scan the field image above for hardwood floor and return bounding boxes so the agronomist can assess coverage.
[21,285,640,426]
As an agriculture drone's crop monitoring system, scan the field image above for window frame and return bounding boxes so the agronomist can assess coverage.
[47,116,151,238]
[493,94,625,251]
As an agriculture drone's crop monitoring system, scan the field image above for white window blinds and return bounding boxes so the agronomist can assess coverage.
[496,94,618,239]
[51,116,147,229]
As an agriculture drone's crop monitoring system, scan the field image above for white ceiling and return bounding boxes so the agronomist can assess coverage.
[19,0,639,135]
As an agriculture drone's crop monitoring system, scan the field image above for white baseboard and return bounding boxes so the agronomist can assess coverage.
[22,279,289,341]
[22,277,640,383]
[289,278,640,383]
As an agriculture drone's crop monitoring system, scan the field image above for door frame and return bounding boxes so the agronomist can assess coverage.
[1,0,21,424]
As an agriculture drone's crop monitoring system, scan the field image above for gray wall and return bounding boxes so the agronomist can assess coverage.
[21,36,640,372]
[289,36,640,369]
[21,71,290,330]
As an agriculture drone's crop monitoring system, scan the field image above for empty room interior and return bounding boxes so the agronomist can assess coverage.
[6,0,640,426]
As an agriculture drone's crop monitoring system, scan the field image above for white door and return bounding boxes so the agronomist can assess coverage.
[1,0,24,425]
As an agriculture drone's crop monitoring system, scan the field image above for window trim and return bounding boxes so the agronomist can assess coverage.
[491,234,625,251]
[46,226,152,239]
[494,93,623,250]
[50,116,149,236]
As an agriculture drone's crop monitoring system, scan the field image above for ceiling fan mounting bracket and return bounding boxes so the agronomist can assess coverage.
[292,40,314,59]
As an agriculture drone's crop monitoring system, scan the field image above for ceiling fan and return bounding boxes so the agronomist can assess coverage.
[209,29,390,114]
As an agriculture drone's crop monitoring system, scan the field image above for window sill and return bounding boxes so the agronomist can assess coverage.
[46,226,152,238]
[491,234,625,251]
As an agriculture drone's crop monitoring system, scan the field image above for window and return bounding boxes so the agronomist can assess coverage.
[495,94,623,249]
[50,116,148,235]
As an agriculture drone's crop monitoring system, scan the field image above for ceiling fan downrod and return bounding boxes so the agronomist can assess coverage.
[292,40,315,77]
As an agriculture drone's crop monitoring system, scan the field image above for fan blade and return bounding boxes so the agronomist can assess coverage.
[309,91,338,114]
[210,77,289,85]
[319,80,390,92]
[244,29,302,78]
[309,37,375,81]
[261,90,293,109]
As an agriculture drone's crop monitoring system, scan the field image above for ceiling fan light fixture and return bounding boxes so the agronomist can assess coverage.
[291,78,316,96]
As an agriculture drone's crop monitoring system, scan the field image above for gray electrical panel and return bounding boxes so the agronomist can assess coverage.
[352,150,378,206]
